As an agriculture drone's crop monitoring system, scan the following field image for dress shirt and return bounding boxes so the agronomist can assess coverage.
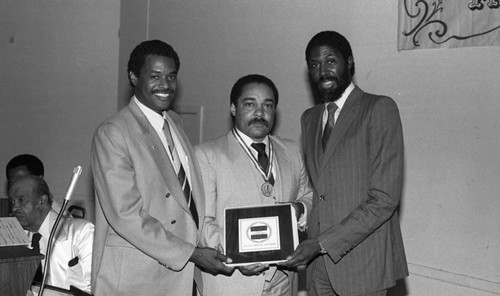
[234,128,307,228]
[322,82,355,130]
[234,128,276,178]
[134,97,193,186]
[29,209,94,292]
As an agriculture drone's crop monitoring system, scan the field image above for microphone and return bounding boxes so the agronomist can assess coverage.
[39,166,83,296]
[64,166,83,201]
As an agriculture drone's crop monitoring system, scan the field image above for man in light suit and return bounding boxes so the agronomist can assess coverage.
[91,40,232,296]
[280,31,408,295]
[9,175,94,292]
[195,74,313,296]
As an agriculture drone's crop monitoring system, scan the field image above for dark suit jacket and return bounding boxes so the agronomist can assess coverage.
[91,99,204,296]
[302,86,408,295]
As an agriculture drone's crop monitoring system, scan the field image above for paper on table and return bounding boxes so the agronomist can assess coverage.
[0,217,30,246]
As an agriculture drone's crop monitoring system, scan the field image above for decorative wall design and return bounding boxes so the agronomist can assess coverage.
[398,0,500,50]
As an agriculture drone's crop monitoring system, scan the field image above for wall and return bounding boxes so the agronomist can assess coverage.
[120,0,500,295]
[0,0,120,222]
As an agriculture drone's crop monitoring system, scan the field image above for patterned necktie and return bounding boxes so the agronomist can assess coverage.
[322,103,338,150]
[251,143,275,185]
[31,232,43,282]
[163,120,199,228]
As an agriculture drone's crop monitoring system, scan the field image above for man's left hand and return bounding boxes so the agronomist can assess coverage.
[278,238,322,268]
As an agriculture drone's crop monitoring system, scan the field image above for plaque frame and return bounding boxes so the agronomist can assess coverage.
[224,204,298,266]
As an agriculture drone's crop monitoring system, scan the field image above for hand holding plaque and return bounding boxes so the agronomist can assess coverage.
[224,204,299,266]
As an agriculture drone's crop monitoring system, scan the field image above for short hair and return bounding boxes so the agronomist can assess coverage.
[127,40,180,83]
[305,31,355,76]
[31,176,53,206]
[230,74,279,107]
[6,154,44,179]
[10,175,53,206]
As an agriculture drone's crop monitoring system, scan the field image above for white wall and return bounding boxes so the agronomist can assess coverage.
[123,0,500,295]
[0,0,120,222]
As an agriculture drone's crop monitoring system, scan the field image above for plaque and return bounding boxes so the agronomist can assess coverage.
[224,204,298,266]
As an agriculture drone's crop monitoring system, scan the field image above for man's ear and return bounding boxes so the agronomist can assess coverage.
[230,103,236,117]
[347,56,354,73]
[38,194,49,206]
[129,71,138,87]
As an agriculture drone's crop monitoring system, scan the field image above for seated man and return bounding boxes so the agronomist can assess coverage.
[8,175,94,292]
[5,154,64,215]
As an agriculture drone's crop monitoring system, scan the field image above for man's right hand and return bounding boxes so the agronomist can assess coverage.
[189,247,234,275]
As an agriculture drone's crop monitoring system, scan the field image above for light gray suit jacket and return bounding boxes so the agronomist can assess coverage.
[302,86,408,295]
[194,131,313,296]
[91,99,204,296]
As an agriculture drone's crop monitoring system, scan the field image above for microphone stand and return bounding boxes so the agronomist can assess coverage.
[39,166,82,296]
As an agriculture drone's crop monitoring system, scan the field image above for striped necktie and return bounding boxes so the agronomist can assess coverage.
[163,120,199,228]
[322,103,338,150]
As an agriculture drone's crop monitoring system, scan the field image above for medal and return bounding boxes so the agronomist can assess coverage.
[233,129,275,198]
[261,182,273,197]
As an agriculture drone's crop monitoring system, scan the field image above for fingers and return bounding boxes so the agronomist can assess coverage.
[238,263,269,276]
[215,249,232,264]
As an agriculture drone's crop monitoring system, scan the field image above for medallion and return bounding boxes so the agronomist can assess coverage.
[261,182,273,197]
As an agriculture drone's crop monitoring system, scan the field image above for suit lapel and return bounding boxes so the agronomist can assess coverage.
[319,86,363,173]
[304,105,325,181]
[227,132,262,195]
[166,110,205,217]
[270,137,291,202]
[128,102,190,213]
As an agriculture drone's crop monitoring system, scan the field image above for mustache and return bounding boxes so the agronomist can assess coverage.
[248,117,268,126]
[319,75,338,82]
[153,89,174,95]
[11,210,24,216]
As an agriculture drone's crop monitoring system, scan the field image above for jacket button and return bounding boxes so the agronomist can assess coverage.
[165,193,170,198]
[319,195,325,201]
[171,220,176,224]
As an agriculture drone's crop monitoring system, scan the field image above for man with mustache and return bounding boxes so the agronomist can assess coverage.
[194,74,313,296]
[91,40,232,296]
[280,31,408,295]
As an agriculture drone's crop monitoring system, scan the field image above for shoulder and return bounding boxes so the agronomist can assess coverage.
[94,106,135,134]
[270,135,298,149]
[270,135,301,155]
[358,87,400,111]
[301,104,323,124]
[64,216,94,231]
[195,133,230,158]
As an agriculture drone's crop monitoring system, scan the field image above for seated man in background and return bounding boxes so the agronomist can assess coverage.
[8,175,94,292]
[5,154,63,214]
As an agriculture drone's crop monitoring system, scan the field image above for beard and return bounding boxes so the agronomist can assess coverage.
[317,70,351,103]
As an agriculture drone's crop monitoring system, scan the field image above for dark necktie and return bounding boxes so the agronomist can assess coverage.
[251,143,275,185]
[322,103,338,150]
[163,120,199,228]
[31,232,43,282]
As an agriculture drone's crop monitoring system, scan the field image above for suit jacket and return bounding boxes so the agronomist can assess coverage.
[91,99,205,296]
[39,209,94,292]
[194,131,313,296]
[302,86,408,295]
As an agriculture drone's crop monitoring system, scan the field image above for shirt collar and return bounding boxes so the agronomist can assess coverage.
[234,127,270,148]
[325,82,355,111]
[38,210,51,238]
[134,96,166,131]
